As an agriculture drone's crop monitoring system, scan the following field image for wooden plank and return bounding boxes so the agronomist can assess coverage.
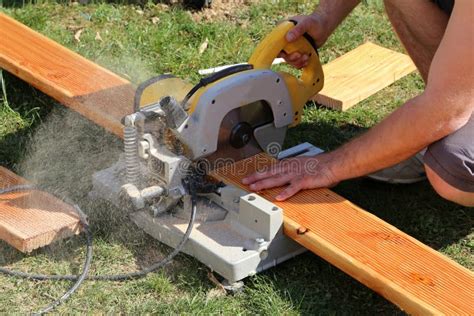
[210,153,474,315]
[0,13,133,137]
[0,167,81,253]
[314,42,417,111]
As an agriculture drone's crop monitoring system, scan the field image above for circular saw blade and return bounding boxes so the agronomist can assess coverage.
[205,101,273,166]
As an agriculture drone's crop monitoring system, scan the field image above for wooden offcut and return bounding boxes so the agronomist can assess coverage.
[314,42,417,111]
[210,153,474,315]
[0,13,133,137]
[0,167,81,253]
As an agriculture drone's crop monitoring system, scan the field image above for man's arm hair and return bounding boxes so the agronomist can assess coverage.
[314,0,361,38]
[423,0,474,131]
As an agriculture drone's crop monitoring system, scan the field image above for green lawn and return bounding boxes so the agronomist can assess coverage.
[0,0,472,314]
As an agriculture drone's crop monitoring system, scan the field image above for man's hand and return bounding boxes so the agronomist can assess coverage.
[280,0,361,69]
[242,155,339,201]
[279,14,329,69]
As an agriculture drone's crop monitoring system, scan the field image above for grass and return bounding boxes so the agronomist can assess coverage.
[0,0,472,314]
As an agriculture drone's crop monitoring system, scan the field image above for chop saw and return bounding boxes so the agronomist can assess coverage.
[91,21,324,287]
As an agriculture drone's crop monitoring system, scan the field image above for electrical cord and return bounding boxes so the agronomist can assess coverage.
[35,204,93,315]
[0,185,198,314]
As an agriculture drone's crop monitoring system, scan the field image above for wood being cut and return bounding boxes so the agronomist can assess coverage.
[0,167,81,253]
[210,153,474,315]
[0,13,133,137]
[314,42,417,111]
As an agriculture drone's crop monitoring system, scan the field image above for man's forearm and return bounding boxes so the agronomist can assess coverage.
[325,94,472,182]
[314,0,361,37]
[324,0,473,182]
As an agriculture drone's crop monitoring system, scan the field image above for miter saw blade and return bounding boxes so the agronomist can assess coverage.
[205,101,278,166]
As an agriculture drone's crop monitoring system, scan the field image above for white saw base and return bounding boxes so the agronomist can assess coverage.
[131,143,324,284]
[131,204,305,284]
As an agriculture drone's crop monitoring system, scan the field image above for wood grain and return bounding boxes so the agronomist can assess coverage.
[0,167,81,253]
[0,12,133,137]
[210,153,474,315]
[314,42,417,111]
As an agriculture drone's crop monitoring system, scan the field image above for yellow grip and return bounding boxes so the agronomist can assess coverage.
[248,21,324,125]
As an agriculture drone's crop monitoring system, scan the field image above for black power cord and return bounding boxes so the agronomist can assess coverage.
[0,184,198,314]
[36,204,93,315]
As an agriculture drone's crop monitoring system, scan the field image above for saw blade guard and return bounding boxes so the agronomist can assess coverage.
[248,20,324,126]
[133,75,194,111]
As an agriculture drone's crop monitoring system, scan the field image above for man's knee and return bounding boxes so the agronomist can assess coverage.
[425,164,474,206]
[423,117,474,206]
[384,0,446,21]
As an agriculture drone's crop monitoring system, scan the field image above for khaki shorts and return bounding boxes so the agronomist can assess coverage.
[424,115,474,192]
[432,0,454,15]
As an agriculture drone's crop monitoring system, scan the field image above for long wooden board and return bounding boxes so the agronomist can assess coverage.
[314,42,417,111]
[0,13,133,137]
[210,153,474,315]
[0,167,81,253]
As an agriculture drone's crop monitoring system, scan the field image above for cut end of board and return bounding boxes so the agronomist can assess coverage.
[0,167,81,253]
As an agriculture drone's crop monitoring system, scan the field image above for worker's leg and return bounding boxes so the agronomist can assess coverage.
[426,165,474,206]
[424,116,474,207]
[384,0,450,82]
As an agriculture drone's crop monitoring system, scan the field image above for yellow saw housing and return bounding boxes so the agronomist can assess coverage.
[135,21,324,127]
[248,21,324,126]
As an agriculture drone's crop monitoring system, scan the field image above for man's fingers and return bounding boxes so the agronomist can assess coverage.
[242,171,268,185]
[242,169,277,185]
[280,52,309,69]
[296,54,309,68]
[292,60,308,69]
[248,173,294,191]
[286,52,301,62]
[242,163,291,185]
[278,51,287,59]
[286,20,307,42]
[275,180,303,201]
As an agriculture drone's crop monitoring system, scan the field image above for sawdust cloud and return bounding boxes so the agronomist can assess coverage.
[12,106,177,269]
[17,107,146,243]
[20,109,116,207]
[16,49,161,228]
[96,54,155,85]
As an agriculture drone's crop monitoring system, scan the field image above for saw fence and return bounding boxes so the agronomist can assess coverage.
[0,12,472,315]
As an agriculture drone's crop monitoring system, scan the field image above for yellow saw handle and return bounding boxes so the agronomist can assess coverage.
[248,21,324,126]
